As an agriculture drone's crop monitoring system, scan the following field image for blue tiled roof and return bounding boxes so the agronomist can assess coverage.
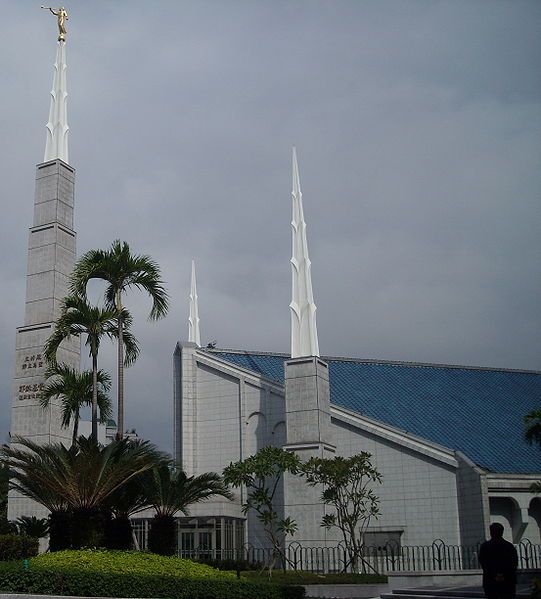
[211,350,541,474]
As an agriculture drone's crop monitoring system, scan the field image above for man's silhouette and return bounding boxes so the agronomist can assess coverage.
[478,523,518,599]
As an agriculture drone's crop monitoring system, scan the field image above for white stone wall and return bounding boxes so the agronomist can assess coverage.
[333,417,461,546]
[8,160,80,522]
[455,452,490,545]
[174,348,467,549]
[173,345,287,530]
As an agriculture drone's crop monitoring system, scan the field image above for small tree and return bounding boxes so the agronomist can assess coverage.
[223,446,300,574]
[302,453,382,573]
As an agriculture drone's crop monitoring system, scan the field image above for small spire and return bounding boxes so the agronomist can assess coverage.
[188,260,201,346]
[44,41,69,164]
[290,147,319,358]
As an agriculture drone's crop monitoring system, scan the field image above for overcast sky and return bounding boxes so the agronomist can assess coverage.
[1,1,540,454]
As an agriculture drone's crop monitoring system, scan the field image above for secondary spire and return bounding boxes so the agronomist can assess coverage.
[188,260,201,346]
[42,7,69,164]
[290,147,319,358]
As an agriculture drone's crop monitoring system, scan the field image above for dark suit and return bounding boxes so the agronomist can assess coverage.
[478,537,519,599]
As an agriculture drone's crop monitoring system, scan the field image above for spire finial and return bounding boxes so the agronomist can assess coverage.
[42,8,69,164]
[290,148,319,358]
[41,7,69,42]
[188,260,201,346]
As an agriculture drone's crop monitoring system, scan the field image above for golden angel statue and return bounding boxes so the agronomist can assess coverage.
[41,6,69,42]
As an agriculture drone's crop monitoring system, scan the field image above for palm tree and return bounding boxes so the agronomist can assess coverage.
[144,465,232,555]
[41,364,112,446]
[525,410,541,447]
[2,436,166,549]
[525,410,541,494]
[1,439,70,548]
[71,240,168,438]
[44,295,139,442]
[16,515,49,539]
[106,455,171,550]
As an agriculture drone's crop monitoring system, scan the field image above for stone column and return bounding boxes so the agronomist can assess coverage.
[173,341,199,474]
[283,356,337,546]
[8,159,80,520]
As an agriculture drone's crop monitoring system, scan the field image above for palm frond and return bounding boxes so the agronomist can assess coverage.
[525,410,541,447]
[146,465,232,518]
[2,436,166,512]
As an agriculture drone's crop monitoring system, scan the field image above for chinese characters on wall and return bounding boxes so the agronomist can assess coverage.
[18,353,45,401]
[18,382,45,401]
[21,354,44,370]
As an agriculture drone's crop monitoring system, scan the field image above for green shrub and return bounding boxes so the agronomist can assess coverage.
[0,561,305,599]
[197,556,263,571]
[0,535,39,561]
[31,549,235,578]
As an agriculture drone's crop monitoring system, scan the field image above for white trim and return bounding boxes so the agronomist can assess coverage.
[194,349,285,395]
[331,404,458,468]
[486,473,541,491]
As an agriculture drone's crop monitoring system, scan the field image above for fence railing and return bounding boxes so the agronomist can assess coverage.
[176,539,541,574]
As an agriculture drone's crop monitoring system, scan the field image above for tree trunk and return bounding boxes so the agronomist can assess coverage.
[71,508,111,549]
[148,515,176,555]
[48,510,72,551]
[72,408,79,446]
[117,292,124,439]
[106,515,133,550]
[91,347,98,443]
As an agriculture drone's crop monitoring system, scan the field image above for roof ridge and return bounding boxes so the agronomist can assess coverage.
[209,348,541,375]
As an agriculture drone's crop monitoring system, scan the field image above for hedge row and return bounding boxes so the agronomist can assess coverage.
[0,535,39,561]
[31,549,234,579]
[0,563,305,599]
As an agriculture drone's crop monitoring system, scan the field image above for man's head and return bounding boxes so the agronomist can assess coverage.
[489,522,505,539]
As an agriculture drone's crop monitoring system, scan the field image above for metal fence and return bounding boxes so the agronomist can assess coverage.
[175,539,541,574]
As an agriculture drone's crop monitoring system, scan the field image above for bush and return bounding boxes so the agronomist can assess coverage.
[197,557,263,571]
[31,549,235,578]
[0,561,305,599]
[0,535,39,561]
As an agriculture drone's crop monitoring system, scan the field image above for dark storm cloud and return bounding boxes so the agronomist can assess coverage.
[1,1,540,451]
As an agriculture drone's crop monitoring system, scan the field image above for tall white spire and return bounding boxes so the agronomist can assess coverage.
[290,147,319,358]
[188,260,201,346]
[44,42,69,164]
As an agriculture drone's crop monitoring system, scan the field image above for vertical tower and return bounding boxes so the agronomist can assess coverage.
[283,149,336,545]
[289,147,319,359]
[188,260,201,347]
[8,35,80,520]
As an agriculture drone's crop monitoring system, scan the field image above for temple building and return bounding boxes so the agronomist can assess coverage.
[172,150,541,556]
[8,13,540,559]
